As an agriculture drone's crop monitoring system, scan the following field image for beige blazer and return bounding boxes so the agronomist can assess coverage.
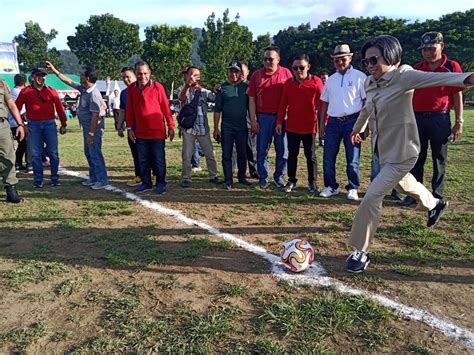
[353,65,470,164]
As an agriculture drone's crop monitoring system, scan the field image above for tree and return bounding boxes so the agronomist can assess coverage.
[67,14,142,79]
[249,34,271,73]
[58,50,82,75]
[142,24,196,95]
[198,9,254,88]
[14,21,61,72]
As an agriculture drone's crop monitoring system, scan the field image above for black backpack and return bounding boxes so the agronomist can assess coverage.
[177,89,201,129]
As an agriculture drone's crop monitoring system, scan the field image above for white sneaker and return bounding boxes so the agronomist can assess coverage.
[319,186,339,197]
[91,182,109,190]
[192,167,202,172]
[82,179,95,186]
[347,189,359,201]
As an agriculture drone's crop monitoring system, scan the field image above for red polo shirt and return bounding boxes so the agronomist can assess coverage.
[247,65,292,113]
[15,85,67,125]
[412,54,463,112]
[277,75,324,134]
[126,80,174,140]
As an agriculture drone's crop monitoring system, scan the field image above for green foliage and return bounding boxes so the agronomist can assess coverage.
[58,50,82,75]
[249,33,272,72]
[273,10,473,74]
[0,321,49,351]
[142,24,196,95]
[14,21,61,72]
[198,9,254,88]
[3,260,68,289]
[67,14,142,78]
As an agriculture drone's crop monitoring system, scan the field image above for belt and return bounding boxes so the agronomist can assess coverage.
[258,112,277,116]
[331,112,359,121]
[415,110,449,116]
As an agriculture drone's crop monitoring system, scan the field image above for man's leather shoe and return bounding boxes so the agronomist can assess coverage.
[5,185,23,203]
[399,196,417,206]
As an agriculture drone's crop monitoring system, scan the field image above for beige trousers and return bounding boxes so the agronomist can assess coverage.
[0,119,18,186]
[181,130,218,181]
[348,156,438,252]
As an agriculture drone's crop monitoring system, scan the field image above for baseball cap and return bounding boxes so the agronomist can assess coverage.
[227,61,242,71]
[31,67,47,76]
[418,32,444,49]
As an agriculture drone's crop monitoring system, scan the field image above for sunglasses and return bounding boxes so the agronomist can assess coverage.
[362,55,381,67]
[292,65,306,72]
[264,57,275,62]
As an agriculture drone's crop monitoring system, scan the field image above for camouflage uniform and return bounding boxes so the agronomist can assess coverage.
[0,80,18,187]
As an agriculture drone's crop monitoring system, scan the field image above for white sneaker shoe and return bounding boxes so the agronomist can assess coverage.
[347,189,359,201]
[319,186,339,197]
[91,182,109,190]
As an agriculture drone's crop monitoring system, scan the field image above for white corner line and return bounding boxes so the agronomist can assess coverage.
[60,169,474,349]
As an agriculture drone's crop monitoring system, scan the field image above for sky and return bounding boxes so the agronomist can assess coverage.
[1,0,472,50]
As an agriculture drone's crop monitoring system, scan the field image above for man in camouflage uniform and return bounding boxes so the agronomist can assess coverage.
[0,79,26,203]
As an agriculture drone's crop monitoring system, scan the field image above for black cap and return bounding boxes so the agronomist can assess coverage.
[418,32,444,49]
[31,67,47,76]
[227,61,242,71]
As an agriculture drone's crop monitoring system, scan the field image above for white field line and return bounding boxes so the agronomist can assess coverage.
[61,169,474,348]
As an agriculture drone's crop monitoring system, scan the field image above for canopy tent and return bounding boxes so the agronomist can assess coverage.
[0,72,81,99]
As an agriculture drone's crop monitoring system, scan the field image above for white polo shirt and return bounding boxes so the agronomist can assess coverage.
[321,66,367,117]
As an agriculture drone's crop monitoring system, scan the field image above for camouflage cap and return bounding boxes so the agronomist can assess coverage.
[418,31,444,49]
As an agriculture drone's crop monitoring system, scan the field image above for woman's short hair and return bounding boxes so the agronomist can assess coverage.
[361,35,402,66]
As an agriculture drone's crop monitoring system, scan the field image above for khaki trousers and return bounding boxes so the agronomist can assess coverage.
[181,130,218,181]
[0,119,18,186]
[348,156,438,252]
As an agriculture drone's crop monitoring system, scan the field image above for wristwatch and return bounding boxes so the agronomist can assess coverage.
[88,132,94,137]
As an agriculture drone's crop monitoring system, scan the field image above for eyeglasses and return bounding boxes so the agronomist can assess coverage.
[292,65,306,72]
[362,55,381,67]
[264,57,275,62]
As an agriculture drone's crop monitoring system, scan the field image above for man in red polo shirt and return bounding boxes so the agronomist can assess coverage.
[126,61,175,194]
[276,54,323,193]
[248,45,292,188]
[401,32,464,206]
[15,67,67,188]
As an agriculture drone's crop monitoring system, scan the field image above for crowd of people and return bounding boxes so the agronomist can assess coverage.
[0,32,473,273]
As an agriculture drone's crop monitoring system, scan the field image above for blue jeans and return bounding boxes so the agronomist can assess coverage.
[28,120,60,184]
[81,119,108,184]
[136,138,166,190]
[256,113,287,183]
[221,128,247,184]
[323,117,360,190]
[191,140,202,168]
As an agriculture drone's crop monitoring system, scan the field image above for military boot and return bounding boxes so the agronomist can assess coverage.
[5,185,24,203]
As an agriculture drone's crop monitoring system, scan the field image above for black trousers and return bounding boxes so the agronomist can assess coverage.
[11,128,29,166]
[286,131,317,185]
[410,111,451,199]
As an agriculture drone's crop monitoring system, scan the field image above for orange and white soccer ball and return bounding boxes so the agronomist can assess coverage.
[280,239,314,272]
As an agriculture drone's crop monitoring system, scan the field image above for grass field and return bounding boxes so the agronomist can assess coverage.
[0,108,472,353]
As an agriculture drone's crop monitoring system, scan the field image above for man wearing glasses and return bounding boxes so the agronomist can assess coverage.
[400,32,464,206]
[319,44,367,201]
[15,67,67,188]
[276,54,324,193]
[248,46,292,189]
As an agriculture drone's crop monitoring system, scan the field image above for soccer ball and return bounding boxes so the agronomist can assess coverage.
[280,239,314,272]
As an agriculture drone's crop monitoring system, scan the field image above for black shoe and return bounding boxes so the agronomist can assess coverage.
[427,199,448,228]
[250,172,260,179]
[33,182,43,189]
[390,189,403,201]
[346,250,370,273]
[5,185,23,203]
[399,196,417,206]
[223,183,232,190]
[209,177,223,185]
[274,179,285,188]
[238,179,252,186]
[181,180,190,188]
[282,182,295,193]
[50,181,61,187]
